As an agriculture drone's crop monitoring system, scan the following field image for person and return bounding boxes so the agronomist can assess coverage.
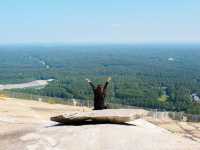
[86,77,112,110]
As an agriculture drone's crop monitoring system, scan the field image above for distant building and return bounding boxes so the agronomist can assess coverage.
[191,93,200,103]
[168,57,174,61]
[47,79,54,82]
[46,65,50,69]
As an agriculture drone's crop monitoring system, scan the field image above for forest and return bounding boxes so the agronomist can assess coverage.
[0,44,200,114]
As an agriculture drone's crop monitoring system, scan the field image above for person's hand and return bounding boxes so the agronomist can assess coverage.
[85,78,91,83]
[107,77,112,82]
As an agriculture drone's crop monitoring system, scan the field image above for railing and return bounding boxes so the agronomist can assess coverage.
[0,90,90,107]
[1,90,200,122]
[147,109,200,122]
[0,90,139,109]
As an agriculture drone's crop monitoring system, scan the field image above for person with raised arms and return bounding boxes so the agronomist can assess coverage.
[86,77,111,110]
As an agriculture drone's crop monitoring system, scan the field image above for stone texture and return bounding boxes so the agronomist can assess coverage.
[50,109,147,124]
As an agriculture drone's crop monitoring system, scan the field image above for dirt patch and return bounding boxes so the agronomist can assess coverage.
[146,117,200,143]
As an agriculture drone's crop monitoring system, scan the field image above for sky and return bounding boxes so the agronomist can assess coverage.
[0,0,200,44]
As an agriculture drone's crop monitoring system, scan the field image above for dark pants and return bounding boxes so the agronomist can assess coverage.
[93,105,108,110]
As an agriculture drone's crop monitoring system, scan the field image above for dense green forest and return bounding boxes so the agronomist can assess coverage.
[0,44,200,114]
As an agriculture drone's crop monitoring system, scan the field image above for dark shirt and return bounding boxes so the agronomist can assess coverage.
[89,82,108,110]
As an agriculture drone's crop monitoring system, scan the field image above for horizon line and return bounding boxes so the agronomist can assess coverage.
[1,42,200,46]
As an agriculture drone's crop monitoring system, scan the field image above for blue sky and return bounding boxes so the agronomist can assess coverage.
[0,0,200,44]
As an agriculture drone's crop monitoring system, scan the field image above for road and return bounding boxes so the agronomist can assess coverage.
[0,80,53,90]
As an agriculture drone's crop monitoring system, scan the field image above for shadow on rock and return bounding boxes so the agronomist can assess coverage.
[46,121,136,127]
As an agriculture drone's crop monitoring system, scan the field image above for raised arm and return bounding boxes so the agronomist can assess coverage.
[85,78,95,91]
[103,77,111,91]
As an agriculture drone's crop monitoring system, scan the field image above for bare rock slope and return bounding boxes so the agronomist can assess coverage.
[0,98,200,150]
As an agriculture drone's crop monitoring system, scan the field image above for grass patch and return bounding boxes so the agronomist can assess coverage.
[158,95,168,102]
